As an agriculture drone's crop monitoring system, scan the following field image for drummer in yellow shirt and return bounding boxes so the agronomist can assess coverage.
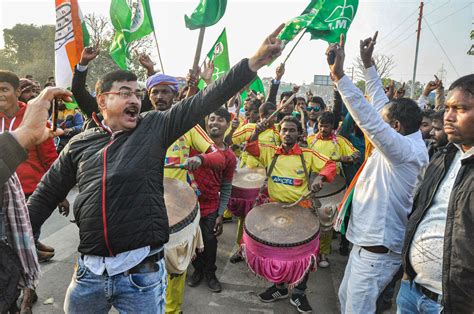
[147,73,220,314]
[306,111,360,269]
[229,101,280,168]
[244,115,336,313]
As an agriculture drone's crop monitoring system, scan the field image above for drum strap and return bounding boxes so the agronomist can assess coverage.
[299,154,311,191]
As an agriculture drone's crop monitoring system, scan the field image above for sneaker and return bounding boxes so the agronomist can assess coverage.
[205,273,222,293]
[318,254,330,268]
[37,249,55,263]
[36,241,55,253]
[258,285,288,303]
[229,251,244,264]
[290,294,312,313]
[187,270,204,287]
[222,216,233,224]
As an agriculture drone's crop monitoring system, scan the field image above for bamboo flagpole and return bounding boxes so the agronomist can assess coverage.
[282,31,306,65]
[152,30,165,74]
[186,27,206,98]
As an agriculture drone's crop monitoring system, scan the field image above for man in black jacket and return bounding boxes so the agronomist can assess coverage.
[398,74,474,314]
[27,24,285,313]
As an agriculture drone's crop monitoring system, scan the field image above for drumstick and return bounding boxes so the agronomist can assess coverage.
[261,93,296,125]
[164,163,186,169]
[283,191,313,208]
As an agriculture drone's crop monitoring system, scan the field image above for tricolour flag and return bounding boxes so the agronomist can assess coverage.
[278,0,359,44]
[185,0,227,30]
[109,0,154,69]
[54,0,90,89]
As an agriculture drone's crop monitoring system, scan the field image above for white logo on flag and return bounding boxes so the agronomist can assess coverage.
[325,0,355,30]
[213,42,224,58]
[55,3,74,51]
[128,0,145,32]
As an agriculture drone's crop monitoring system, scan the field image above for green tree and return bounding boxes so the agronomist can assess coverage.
[0,24,55,84]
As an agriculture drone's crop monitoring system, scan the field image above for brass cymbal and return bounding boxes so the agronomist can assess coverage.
[232,167,266,189]
[313,174,346,198]
[164,177,197,228]
[245,202,320,247]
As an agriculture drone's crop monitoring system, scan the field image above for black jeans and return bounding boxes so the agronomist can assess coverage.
[192,212,218,275]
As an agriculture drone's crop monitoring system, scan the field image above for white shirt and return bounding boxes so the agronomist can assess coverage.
[409,145,474,294]
[336,66,429,254]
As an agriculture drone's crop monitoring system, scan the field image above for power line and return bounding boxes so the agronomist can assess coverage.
[379,30,416,53]
[423,17,460,77]
[424,0,451,17]
[378,8,419,43]
[428,3,472,26]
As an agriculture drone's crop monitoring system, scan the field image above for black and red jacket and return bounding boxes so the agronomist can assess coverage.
[27,59,256,257]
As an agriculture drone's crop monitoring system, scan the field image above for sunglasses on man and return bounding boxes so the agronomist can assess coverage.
[306,106,321,112]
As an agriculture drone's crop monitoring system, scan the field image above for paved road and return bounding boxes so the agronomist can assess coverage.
[30,187,397,313]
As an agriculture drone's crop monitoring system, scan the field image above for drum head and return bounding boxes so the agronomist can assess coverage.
[313,174,346,198]
[232,167,266,189]
[244,202,320,247]
[164,178,197,228]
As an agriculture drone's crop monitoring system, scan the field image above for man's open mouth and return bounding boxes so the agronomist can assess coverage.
[124,107,138,118]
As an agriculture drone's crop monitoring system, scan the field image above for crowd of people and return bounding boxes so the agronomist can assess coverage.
[0,24,472,314]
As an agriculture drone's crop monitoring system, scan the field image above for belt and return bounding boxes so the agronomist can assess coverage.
[361,245,389,254]
[124,250,164,276]
[416,283,441,303]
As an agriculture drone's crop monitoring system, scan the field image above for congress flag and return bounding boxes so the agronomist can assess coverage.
[54,0,90,88]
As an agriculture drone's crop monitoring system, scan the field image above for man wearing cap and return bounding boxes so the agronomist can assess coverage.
[146,72,226,313]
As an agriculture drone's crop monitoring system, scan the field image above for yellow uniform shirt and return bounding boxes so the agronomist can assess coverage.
[307,134,358,174]
[246,142,336,203]
[232,123,280,168]
[164,125,213,182]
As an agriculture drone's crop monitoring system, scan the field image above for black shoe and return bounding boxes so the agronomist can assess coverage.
[339,244,349,256]
[258,285,289,303]
[229,251,244,264]
[376,299,393,313]
[222,216,233,223]
[205,273,222,293]
[187,270,204,287]
[290,293,312,313]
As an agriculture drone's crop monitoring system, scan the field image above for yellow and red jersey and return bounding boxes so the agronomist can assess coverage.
[232,123,280,168]
[307,133,358,174]
[246,141,336,203]
[165,124,214,182]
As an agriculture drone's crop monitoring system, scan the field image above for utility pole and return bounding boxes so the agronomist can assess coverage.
[411,1,424,98]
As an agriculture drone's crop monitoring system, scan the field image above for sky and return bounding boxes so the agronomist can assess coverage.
[0,0,473,86]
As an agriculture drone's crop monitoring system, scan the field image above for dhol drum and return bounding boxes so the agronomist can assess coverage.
[313,174,346,232]
[163,177,203,274]
[227,167,266,217]
[241,202,320,287]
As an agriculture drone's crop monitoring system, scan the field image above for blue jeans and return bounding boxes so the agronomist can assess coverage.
[396,280,442,314]
[64,256,167,313]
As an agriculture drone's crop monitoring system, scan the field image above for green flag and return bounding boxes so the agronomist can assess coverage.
[198,28,230,89]
[185,0,227,30]
[278,0,359,44]
[109,0,155,69]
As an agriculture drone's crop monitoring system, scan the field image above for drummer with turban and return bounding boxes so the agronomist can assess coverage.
[244,115,337,313]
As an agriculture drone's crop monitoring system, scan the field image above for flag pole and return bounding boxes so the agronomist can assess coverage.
[186,27,206,98]
[283,31,305,65]
[152,30,165,74]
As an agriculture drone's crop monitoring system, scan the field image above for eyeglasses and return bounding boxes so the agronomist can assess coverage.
[101,90,145,100]
[306,106,320,112]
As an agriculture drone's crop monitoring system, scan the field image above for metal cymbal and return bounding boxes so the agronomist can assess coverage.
[313,174,346,198]
[164,177,197,228]
[245,202,320,247]
[232,167,266,189]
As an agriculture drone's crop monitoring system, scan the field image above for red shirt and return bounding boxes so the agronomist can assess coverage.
[0,101,58,195]
[191,146,237,217]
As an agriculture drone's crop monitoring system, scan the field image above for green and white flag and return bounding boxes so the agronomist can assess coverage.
[240,76,265,103]
[198,28,230,89]
[109,0,155,69]
[279,0,359,44]
[185,0,227,30]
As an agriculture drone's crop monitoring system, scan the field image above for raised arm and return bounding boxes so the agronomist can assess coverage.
[266,63,284,105]
[161,24,285,148]
[72,47,100,118]
[328,34,418,165]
